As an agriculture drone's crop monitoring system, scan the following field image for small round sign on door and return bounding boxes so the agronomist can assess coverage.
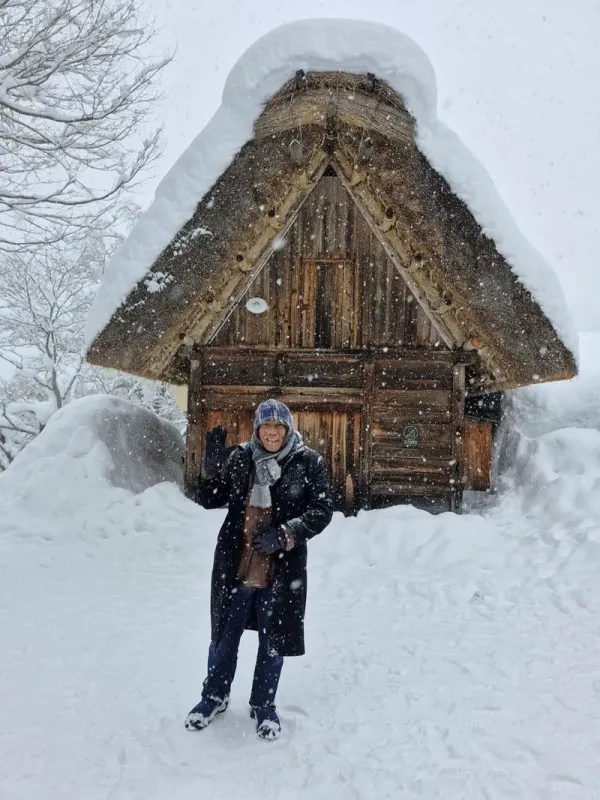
[403,425,420,448]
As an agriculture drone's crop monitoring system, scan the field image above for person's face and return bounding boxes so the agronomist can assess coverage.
[258,421,287,452]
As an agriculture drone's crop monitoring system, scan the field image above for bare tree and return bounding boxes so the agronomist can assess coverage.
[0,229,183,468]
[0,0,169,249]
[0,234,103,456]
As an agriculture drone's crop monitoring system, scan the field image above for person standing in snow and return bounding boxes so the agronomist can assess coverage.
[185,399,333,740]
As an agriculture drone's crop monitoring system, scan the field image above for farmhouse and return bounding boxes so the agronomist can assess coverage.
[87,39,576,514]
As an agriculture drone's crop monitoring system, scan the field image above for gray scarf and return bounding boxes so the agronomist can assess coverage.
[248,430,304,508]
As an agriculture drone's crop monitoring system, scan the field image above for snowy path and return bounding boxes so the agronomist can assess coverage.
[3,484,600,799]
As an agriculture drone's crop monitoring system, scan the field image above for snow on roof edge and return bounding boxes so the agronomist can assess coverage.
[85,18,578,362]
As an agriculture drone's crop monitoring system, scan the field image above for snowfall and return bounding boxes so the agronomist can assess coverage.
[5,17,594,800]
[0,332,598,800]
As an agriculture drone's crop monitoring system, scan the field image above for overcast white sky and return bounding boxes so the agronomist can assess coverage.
[141,0,600,333]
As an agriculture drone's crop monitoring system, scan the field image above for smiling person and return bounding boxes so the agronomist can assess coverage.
[185,399,333,740]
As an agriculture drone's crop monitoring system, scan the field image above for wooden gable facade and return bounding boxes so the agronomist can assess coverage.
[189,164,466,512]
[87,71,576,514]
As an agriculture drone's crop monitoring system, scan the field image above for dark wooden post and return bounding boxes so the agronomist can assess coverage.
[184,349,205,498]
[451,363,466,512]
[359,357,375,509]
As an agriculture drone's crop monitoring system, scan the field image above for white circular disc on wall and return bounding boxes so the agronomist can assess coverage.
[245,297,269,314]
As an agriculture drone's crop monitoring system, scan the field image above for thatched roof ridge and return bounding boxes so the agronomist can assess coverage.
[87,71,576,391]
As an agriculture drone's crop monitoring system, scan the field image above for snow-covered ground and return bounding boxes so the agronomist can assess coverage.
[3,339,600,799]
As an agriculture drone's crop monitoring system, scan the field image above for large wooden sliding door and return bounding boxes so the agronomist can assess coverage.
[295,409,361,511]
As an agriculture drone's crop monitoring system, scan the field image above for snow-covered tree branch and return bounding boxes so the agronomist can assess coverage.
[0,229,184,468]
[0,0,169,248]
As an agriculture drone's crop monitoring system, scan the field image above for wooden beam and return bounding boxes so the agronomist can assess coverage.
[184,351,204,495]
[199,384,364,411]
[199,344,475,363]
[451,364,466,513]
[360,358,375,510]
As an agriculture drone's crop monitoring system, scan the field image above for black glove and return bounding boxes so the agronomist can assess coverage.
[251,524,287,556]
[203,426,235,479]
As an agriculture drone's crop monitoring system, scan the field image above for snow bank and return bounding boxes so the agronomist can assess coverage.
[508,425,600,523]
[479,333,600,614]
[494,332,600,483]
[0,395,184,527]
[4,450,600,796]
[86,19,577,359]
[507,331,600,437]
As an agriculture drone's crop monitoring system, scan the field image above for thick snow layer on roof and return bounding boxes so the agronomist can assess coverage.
[85,18,578,359]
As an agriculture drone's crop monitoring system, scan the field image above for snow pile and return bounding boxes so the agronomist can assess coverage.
[496,333,600,514]
[474,332,600,615]
[507,425,600,529]
[86,19,577,359]
[0,395,184,538]
[506,332,600,437]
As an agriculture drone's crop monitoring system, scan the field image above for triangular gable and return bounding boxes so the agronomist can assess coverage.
[210,166,452,351]
[87,71,576,390]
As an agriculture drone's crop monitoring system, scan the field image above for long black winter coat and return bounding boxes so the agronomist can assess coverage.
[197,443,333,657]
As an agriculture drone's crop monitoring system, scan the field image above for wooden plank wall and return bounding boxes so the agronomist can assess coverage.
[186,349,463,512]
[213,174,445,351]
[463,418,493,491]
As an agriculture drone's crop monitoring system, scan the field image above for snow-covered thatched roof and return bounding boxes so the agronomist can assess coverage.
[86,19,577,391]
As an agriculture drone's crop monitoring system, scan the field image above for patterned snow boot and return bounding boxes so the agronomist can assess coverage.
[250,705,281,740]
[185,695,229,730]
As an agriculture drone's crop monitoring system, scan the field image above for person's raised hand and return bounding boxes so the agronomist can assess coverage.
[203,426,235,478]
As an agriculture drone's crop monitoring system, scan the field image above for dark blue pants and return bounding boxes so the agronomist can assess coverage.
[202,585,284,708]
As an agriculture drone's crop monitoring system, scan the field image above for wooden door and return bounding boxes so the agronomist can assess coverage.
[368,358,459,512]
[463,418,493,491]
[207,409,254,449]
[295,410,360,512]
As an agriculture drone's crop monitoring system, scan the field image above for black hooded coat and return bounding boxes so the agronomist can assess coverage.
[197,442,333,657]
